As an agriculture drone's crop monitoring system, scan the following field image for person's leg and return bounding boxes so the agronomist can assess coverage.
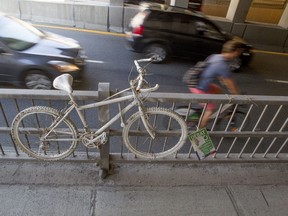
[199,84,223,128]
[199,109,213,128]
[210,84,223,94]
[190,84,222,128]
[189,87,212,128]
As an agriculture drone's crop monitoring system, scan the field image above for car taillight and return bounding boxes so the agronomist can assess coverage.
[133,25,144,35]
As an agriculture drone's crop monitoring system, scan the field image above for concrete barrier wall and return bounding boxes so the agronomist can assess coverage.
[213,17,288,52]
[0,0,19,17]
[244,24,288,52]
[75,5,108,31]
[0,0,287,52]
[26,2,74,26]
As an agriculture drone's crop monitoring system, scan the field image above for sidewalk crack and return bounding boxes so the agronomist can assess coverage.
[12,163,23,176]
[260,189,269,206]
[89,190,97,216]
[225,186,245,216]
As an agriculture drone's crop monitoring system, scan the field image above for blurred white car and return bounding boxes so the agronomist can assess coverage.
[0,13,86,89]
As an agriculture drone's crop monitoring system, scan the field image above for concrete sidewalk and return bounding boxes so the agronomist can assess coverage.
[1,160,288,216]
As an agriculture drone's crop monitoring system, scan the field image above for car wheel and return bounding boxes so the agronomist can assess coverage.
[24,71,52,89]
[144,44,169,63]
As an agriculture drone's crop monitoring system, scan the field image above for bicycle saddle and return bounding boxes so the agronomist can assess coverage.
[53,74,73,93]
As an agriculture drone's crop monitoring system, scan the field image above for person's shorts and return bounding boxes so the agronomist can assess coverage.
[189,84,222,110]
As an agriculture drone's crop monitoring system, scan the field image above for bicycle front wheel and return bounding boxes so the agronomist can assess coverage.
[122,107,188,159]
[11,106,78,161]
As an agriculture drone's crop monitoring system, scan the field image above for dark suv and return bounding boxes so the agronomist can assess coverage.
[125,4,253,66]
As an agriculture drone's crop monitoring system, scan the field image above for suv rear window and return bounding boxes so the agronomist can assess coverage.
[192,19,225,40]
[171,14,196,35]
[144,11,172,30]
[145,11,197,35]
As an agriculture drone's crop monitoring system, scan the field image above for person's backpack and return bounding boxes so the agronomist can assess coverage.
[182,60,209,88]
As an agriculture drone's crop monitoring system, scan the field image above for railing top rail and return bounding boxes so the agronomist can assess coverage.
[0,89,99,100]
[121,91,288,105]
[1,88,288,105]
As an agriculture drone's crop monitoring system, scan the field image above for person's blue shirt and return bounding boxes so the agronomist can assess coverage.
[197,54,233,92]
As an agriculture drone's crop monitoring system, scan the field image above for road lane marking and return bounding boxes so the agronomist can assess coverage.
[86,60,104,64]
[33,24,125,37]
[265,79,288,84]
[253,50,288,56]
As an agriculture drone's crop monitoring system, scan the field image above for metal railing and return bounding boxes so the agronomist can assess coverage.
[0,86,287,164]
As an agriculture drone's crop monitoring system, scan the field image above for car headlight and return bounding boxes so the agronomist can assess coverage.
[48,61,79,72]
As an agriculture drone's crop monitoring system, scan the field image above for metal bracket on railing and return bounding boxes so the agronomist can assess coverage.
[244,95,259,107]
[225,94,234,103]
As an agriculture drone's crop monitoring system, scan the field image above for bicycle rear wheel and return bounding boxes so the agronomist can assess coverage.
[217,111,249,131]
[11,106,78,161]
[122,107,188,159]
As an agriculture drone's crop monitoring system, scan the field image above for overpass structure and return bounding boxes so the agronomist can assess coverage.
[0,0,288,52]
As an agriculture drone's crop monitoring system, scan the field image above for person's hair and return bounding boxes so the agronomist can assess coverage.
[222,40,244,53]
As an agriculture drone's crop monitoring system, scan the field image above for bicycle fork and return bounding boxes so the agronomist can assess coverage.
[132,88,156,139]
[138,106,156,139]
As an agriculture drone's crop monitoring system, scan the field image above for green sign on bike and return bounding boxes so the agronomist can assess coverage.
[189,128,216,160]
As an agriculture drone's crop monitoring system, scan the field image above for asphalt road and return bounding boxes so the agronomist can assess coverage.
[34,25,288,96]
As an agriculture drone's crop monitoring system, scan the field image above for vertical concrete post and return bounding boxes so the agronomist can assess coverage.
[226,0,253,23]
[108,0,124,32]
[98,82,110,178]
[109,0,124,6]
[165,0,170,5]
[279,4,288,28]
[165,0,188,8]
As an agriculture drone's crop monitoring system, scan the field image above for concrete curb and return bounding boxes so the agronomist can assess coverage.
[1,160,288,186]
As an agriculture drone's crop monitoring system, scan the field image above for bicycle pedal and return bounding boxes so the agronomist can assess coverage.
[99,132,108,144]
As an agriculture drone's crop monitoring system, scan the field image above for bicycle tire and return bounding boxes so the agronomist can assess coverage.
[217,111,250,131]
[122,107,188,159]
[164,106,200,131]
[11,106,78,161]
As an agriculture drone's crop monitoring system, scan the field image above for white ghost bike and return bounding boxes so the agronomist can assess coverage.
[11,58,188,161]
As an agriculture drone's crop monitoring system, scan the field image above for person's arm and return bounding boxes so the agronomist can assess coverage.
[220,77,240,95]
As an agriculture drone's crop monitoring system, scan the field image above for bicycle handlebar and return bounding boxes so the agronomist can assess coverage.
[133,57,153,72]
[132,57,155,91]
[140,84,159,93]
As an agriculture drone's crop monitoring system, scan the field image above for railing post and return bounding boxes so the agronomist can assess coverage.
[98,82,110,178]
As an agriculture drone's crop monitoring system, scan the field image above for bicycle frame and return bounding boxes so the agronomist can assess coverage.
[43,86,157,143]
[42,58,159,144]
